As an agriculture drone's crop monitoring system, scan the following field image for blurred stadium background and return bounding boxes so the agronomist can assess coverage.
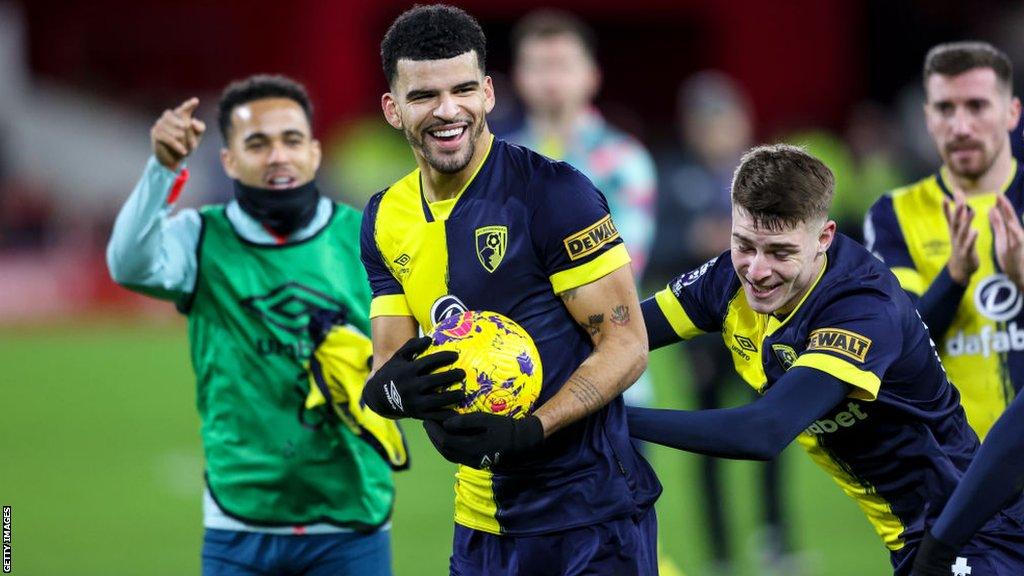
[3,0,1024,574]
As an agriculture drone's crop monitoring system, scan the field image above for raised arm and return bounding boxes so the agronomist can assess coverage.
[107,98,207,301]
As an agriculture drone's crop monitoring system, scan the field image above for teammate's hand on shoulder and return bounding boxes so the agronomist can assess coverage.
[151,97,207,172]
[910,530,958,576]
[423,413,544,470]
[362,336,465,420]
[943,189,979,286]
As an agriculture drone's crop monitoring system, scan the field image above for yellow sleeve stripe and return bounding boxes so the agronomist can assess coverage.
[654,287,705,340]
[549,243,631,294]
[891,267,924,296]
[369,294,413,318]
[793,352,880,400]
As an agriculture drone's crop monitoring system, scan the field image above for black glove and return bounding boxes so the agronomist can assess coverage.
[362,336,465,420]
[911,530,959,576]
[423,413,544,470]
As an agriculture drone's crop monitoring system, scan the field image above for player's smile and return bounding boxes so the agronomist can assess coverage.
[746,279,782,300]
[264,169,300,189]
[425,121,470,152]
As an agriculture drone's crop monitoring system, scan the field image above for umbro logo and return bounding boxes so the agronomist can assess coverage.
[241,282,343,336]
[734,335,758,352]
[385,380,404,413]
[479,452,500,469]
[394,253,411,266]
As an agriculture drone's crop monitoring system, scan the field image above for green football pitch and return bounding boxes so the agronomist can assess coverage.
[0,318,891,575]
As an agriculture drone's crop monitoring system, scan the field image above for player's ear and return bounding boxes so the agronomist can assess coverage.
[818,219,837,253]
[483,76,496,114]
[1007,96,1021,130]
[220,148,237,179]
[310,138,322,172]
[382,93,403,129]
[585,64,601,101]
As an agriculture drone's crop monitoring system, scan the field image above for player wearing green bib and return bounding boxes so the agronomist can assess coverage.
[107,76,397,575]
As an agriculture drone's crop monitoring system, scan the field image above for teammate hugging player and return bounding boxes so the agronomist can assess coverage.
[358,5,662,575]
[629,144,1024,575]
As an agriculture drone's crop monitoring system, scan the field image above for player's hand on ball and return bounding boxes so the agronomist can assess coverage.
[362,336,466,420]
[910,531,958,576]
[423,413,544,470]
[151,97,206,171]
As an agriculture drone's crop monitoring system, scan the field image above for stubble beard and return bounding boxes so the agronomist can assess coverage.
[406,120,485,175]
[946,139,1001,181]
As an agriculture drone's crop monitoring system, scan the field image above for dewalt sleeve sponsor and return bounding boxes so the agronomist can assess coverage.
[562,215,620,261]
[807,328,872,363]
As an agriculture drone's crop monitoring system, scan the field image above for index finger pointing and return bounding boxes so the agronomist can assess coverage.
[174,97,200,117]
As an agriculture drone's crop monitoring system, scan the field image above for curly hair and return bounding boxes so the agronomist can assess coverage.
[381,4,487,87]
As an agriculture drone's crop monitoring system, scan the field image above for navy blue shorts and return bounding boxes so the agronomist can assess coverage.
[450,507,657,576]
[201,527,392,576]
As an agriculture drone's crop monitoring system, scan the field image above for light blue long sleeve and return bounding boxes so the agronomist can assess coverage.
[106,157,201,302]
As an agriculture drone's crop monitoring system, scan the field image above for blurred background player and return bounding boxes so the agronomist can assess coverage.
[650,71,799,576]
[631,143,1024,576]
[106,75,396,576]
[360,5,661,574]
[865,41,1023,440]
[505,8,658,410]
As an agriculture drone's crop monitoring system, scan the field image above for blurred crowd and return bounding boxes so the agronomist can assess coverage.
[4,5,1023,291]
[1,0,1024,311]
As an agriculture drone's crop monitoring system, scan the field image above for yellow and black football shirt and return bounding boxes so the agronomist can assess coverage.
[865,162,1024,438]
[651,233,984,551]
[360,136,661,536]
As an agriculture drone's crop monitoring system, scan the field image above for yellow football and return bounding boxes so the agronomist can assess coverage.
[425,310,543,418]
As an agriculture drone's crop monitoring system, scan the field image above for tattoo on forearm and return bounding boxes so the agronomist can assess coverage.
[567,374,604,411]
[560,288,579,302]
[581,313,604,336]
[610,304,630,326]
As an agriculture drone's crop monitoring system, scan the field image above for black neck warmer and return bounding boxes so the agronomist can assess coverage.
[233,179,320,237]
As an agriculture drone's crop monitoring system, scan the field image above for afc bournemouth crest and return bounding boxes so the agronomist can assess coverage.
[476,225,507,273]
[772,344,798,371]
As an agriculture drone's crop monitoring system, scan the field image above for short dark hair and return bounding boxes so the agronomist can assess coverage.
[923,41,1013,92]
[731,144,835,231]
[381,4,487,87]
[217,74,313,143]
[511,9,597,61]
